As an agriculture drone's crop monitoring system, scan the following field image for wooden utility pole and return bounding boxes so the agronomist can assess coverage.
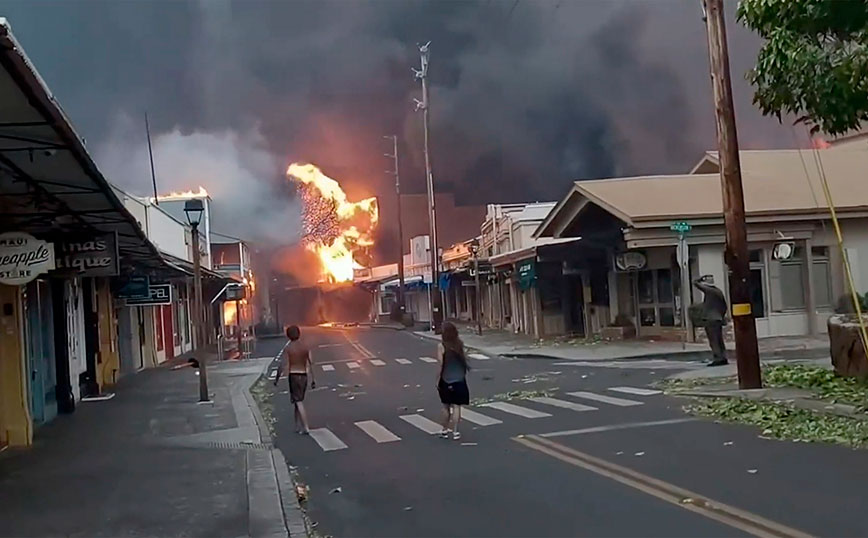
[703,0,761,389]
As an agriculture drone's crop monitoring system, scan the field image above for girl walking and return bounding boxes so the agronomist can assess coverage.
[437,322,470,440]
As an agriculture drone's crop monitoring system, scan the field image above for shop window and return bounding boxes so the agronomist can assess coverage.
[812,247,833,308]
[636,269,676,327]
[380,294,395,314]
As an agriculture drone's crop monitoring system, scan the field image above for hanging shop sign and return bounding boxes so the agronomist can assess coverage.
[115,276,150,299]
[0,232,55,285]
[53,232,119,277]
[226,284,247,301]
[517,259,536,290]
[614,251,647,272]
[125,283,173,306]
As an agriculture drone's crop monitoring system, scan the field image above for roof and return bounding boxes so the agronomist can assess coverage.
[0,19,164,272]
[538,147,868,236]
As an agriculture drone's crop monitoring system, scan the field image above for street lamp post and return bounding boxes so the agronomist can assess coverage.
[471,243,482,336]
[185,199,209,402]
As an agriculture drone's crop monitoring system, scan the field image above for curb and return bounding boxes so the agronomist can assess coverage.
[246,356,309,537]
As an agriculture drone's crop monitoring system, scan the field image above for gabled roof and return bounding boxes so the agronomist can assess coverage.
[537,147,868,237]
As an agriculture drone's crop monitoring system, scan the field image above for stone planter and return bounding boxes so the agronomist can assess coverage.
[827,314,868,379]
[601,325,636,340]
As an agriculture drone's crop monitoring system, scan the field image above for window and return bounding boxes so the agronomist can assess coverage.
[636,269,676,327]
[812,247,833,308]
[749,268,766,318]
[380,294,395,314]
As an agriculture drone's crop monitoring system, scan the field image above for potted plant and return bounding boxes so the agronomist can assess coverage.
[828,292,868,379]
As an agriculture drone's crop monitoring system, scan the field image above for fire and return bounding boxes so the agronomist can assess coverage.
[156,186,209,201]
[287,163,378,283]
[223,301,237,326]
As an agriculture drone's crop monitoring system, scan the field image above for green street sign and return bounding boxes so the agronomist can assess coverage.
[670,221,692,234]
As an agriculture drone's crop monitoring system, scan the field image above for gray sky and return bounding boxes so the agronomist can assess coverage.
[0,0,801,246]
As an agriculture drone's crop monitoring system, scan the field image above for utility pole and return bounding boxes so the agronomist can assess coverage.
[472,243,482,336]
[145,112,159,205]
[414,41,443,334]
[385,135,406,319]
[702,0,761,389]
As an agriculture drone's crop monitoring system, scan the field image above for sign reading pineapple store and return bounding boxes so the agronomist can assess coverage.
[0,232,56,285]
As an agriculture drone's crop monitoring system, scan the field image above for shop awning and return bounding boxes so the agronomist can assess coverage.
[0,20,165,274]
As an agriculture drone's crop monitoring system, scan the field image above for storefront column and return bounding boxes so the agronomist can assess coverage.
[804,238,818,335]
[0,284,32,447]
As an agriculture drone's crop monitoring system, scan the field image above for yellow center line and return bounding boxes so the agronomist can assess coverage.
[514,435,813,538]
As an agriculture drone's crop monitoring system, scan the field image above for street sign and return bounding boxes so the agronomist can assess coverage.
[670,221,692,234]
[125,283,172,306]
[226,284,246,301]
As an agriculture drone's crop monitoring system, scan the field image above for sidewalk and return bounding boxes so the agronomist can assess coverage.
[415,322,829,362]
[0,351,301,537]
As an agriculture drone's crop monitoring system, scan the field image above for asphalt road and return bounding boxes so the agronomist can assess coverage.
[258,327,868,538]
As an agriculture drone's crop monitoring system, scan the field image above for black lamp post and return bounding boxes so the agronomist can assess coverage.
[184,199,209,402]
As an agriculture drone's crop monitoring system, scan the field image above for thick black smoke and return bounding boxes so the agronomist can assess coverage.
[0,0,794,246]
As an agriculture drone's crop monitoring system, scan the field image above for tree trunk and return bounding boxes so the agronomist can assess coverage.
[828,315,868,379]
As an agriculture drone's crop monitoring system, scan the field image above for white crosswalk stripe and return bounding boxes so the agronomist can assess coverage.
[309,428,348,451]
[395,358,412,365]
[355,420,401,443]
[399,414,443,434]
[347,361,361,369]
[528,396,597,412]
[321,364,335,372]
[460,408,502,426]
[369,359,386,366]
[418,356,438,363]
[480,401,552,418]
[608,386,662,396]
[567,391,643,407]
[468,353,489,360]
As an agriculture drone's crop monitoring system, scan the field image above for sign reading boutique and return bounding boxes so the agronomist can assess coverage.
[0,232,56,285]
[54,232,120,277]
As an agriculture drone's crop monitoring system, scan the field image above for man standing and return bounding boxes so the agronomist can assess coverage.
[274,325,315,434]
[693,275,728,367]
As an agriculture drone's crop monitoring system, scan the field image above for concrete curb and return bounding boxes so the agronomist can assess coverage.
[245,357,309,537]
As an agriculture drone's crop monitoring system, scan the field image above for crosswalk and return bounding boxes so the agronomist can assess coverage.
[317,354,493,372]
[304,386,663,453]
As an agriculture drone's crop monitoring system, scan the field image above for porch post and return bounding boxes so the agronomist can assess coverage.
[804,238,818,335]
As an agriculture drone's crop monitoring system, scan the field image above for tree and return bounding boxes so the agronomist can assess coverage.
[737,0,868,135]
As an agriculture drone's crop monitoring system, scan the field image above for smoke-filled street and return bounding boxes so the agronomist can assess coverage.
[258,327,867,537]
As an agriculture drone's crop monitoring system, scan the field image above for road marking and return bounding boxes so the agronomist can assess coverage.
[539,418,697,438]
[369,359,386,366]
[347,361,361,369]
[418,356,438,363]
[309,428,348,451]
[468,353,489,360]
[321,364,335,372]
[317,343,345,348]
[395,358,412,365]
[480,401,552,418]
[567,391,643,407]
[608,386,663,396]
[460,409,502,426]
[356,343,377,358]
[514,435,811,538]
[354,420,401,443]
[528,396,597,412]
[399,414,442,434]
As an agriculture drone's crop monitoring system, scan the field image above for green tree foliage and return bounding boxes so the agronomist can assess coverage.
[737,0,868,135]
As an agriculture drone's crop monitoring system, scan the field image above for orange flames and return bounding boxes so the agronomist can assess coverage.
[156,186,209,201]
[287,163,378,283]
[223,301,237,326]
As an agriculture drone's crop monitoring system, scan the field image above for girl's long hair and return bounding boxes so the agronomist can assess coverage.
[441,322,469,371]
